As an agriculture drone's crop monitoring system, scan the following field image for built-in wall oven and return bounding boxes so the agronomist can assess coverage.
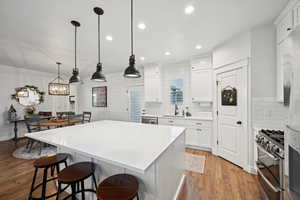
[256,129,285,200]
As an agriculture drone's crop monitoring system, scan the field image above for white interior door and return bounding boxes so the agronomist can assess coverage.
[128,86,144,123]
[216,67,245,167]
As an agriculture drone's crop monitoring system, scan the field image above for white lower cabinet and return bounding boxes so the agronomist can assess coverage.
[158,117,212,150]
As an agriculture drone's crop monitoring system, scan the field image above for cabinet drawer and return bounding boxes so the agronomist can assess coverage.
[158,118,177,126]
[181,120,212,128]
[185,127,212,148]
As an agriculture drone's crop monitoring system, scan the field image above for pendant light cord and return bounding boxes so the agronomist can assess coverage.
[131,0,133,56]
[75,26,77,70]
[58,63,61,83]
[98,14,101,63]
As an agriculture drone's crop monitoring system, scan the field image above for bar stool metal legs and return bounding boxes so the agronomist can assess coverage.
[28,154,69,200]
[56,162,97,200]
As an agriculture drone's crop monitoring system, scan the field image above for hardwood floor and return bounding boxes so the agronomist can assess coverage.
[178,148,266,200]
[0,139,266,200]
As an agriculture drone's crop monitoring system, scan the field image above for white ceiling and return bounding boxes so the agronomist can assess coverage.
[0,0,288,77]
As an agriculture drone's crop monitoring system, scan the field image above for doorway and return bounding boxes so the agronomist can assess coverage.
[128,86,144,123]
[214,61,249,168]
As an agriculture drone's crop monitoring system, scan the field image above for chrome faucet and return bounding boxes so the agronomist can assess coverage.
[174,104,179,116]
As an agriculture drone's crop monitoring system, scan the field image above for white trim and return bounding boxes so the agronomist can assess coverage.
[212,58,250,171]
[274,0,299,25]
[252,97,278,102]
[173,174,186,200]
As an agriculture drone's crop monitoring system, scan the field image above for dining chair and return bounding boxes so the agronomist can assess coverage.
[38,111,52,116]
[82,112,92,123]
[66,114,83,126]
[24,116,45,154]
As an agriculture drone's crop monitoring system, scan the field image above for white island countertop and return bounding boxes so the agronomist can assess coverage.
[26,120,185,174]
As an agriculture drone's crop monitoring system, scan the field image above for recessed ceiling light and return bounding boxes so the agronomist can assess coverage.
[140,57,145,61]
[165,51,171,56]
[195,45,202,50]
[185,5,195,15]
[105,35,113,41]
[137,23,146,30]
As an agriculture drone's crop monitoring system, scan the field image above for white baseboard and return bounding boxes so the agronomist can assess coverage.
[244,165,257,175]
[173,174,186,200]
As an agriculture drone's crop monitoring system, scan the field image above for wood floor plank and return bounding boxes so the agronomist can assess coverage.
[0,139,267,200]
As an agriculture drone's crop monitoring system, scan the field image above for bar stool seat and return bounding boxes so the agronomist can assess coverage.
[34,153,68,168]
[56,162,97,200]
[58,162,95,183]
[28,153,68,200]
[97,174,139,200]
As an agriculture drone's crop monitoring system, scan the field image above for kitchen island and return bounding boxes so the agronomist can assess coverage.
[26,120,186,200]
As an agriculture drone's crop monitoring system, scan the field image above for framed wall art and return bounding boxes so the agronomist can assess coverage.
[92,86,107,107]
[221,86,237,106]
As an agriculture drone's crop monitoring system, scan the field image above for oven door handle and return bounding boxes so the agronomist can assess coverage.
[257,169,281,193]
[257,144,279,161]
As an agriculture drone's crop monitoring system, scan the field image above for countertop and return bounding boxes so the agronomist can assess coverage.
[141,113,213,121]
[26,120,185,173]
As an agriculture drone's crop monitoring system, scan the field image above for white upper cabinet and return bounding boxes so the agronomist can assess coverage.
[276,38,293,102]
[294,1,300,28]
[276,11,293,44]
[190,56,213,102]
[144,64,162,103]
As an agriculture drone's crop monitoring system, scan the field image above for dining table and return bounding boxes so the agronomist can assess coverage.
[31,118,82,128]
[10,115,53,146]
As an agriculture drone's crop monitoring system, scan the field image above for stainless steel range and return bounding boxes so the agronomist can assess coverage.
[256,129,285,200]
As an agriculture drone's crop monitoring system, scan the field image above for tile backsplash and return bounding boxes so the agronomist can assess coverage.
[252,97,288,129]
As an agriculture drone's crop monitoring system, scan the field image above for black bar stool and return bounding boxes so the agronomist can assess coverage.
[96,174,139,200]
[56,162,97,200]
[28,153,69,200]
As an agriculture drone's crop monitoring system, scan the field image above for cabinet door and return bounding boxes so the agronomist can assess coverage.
[197,127,211,148]
[191,69,212,102]
[191,56,211,71]
[185,128,199,146]
[277,39,293,102]
[144,66,162,102]
[294,2,300,28]
[277,11,293,44]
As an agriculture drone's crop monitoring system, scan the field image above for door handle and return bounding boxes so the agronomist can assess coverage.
[237,121,242,125]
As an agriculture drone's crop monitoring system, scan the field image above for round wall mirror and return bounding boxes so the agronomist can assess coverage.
[11,85,44,107]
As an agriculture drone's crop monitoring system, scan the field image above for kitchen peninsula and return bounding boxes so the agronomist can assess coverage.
[26,120,186,200]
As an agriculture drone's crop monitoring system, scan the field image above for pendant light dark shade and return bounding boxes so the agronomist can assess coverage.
[69,20,81,84]
[124,0,141,78]
[91,7,106,82]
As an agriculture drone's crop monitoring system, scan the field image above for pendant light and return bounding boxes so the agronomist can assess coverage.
[48,62,70,95]
[123,0,141,78]
[91,7,106,82]
[69,20,81,84]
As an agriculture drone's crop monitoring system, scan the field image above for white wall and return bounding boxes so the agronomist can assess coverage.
[251,23,277,98]
[213,32,251,68]
[144,61,212,116]
[0,64,73,141]
[250,23,288,129]
[77,73,143,122]
[212,22,288,172]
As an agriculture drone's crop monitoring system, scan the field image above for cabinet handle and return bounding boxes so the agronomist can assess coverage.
[287,27,292,31]
[169,121,174,123]
[196,123,202,125]
[196,129,202,131]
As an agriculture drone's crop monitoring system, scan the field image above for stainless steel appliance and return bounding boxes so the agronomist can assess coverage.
[256,129,285,200]
[141,116,158,124]
[287,125,300,200]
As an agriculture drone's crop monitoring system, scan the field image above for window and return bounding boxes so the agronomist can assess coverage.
[170,78,183,105]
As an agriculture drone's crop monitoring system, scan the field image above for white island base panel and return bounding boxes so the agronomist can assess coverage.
[59,133,185,200]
